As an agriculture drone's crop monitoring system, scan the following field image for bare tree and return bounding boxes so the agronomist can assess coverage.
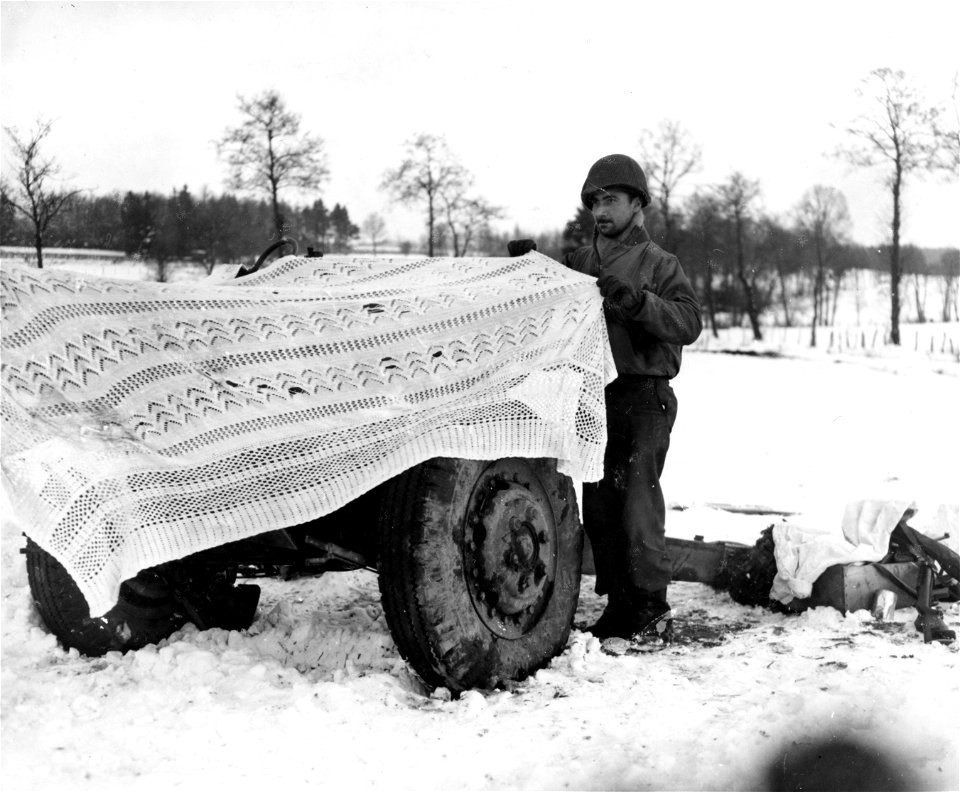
[837,68,953,345]
[361,212,387,254]
[947,72,960,172]
[937,248,959,322]
[715,172,764,341]
[794,185,851,346]
[440,193,503,256]
[638,120,702,253]
[2,119,79,269]
[217,90,328,240]
[381,134,469,256]
[683,192,725,338]
[756,216,802,328]
[900,245,930,323]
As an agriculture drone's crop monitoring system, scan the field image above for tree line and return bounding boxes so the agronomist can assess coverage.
[3,70,958,342]
[0,186,361,276]
[547,192,959,338]
[529,69,958,343]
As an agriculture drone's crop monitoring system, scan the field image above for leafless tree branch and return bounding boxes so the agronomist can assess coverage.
[216,90,328,239]
[2,118,81,268]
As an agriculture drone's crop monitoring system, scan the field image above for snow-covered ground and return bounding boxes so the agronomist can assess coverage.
[2,342,957,792]
[2,256,958,789]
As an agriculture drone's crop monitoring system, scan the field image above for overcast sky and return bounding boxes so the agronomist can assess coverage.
[2,0,958,249]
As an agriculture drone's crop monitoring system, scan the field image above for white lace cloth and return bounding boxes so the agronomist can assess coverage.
[2,254,616,615]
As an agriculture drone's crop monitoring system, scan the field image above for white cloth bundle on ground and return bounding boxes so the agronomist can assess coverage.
[1,253,616,615]
[770,499,926,603]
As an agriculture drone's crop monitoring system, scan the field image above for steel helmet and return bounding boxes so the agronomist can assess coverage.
[580,154,651,209]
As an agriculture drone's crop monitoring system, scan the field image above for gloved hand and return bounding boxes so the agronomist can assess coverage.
[597,273,644,321]
[507,239,537,257]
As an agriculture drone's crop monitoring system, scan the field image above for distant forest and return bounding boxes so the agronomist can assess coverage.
[0,187,364,267]
[545,204,959,331]
[5,71,956,342]
[1,186,957,332]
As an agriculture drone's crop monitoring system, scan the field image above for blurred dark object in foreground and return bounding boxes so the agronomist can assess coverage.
[766,735,917,791]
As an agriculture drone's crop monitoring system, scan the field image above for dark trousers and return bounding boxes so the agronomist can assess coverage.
[582,376,678,600]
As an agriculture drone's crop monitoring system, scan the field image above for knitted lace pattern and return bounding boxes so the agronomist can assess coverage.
[1,253,615,616]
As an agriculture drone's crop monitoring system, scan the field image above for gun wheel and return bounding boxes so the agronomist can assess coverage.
[377,457,582,692]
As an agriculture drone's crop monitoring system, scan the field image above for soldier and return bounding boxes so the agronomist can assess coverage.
[510,154,703,640]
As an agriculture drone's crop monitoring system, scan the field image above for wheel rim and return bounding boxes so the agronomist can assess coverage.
[462,460,558,639]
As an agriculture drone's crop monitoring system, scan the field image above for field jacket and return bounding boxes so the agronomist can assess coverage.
[563,225,702,379]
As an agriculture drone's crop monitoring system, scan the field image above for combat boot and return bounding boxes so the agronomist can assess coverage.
[624,587,673,642]
[583,587,631,639]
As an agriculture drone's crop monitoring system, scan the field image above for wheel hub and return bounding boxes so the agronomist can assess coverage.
[463,461,558,639]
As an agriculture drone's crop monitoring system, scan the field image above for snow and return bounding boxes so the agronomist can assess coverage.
[666,352,958,540]
[2,266,959,790]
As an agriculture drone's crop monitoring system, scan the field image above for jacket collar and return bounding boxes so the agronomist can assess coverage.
[593,222,651,259]
[622,224,651,246]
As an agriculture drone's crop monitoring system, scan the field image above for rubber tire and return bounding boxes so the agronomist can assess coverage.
[722,526,780,608]
[377,457,583,692]
[26,538,189,656]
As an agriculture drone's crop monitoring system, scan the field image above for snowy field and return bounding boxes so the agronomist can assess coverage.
[1,256,958,791]
[2,345,958,791]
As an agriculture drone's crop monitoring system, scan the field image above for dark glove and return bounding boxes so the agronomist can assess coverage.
[507,239,537,257]
[597,273,644,320]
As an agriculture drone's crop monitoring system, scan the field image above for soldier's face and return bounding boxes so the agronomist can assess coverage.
[590,189,642,238]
